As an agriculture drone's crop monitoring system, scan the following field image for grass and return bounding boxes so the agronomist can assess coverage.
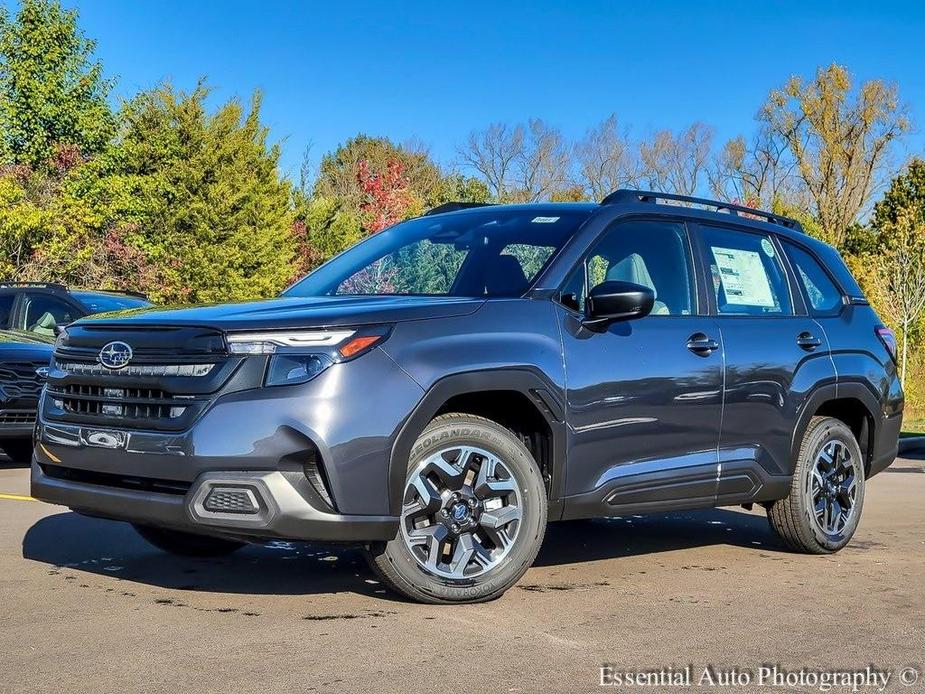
[900,419,925,437]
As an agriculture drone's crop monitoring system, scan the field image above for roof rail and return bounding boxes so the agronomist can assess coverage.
[600,189,803,231]
[0,281,68,292]
[423,202,494,216]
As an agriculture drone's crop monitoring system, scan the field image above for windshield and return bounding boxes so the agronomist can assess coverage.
[284,208,591,298]
[72,292,152,313]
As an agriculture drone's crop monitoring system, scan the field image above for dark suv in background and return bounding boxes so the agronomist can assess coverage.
[0,282,151,337]
[0,283,150,462]
[30,191,902,603]
[0,329,53,462]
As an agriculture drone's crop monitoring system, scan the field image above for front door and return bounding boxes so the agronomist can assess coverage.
[558,218,724,517]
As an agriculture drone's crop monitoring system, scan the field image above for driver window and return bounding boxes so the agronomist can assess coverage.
[22,294,75,336]
[560,220,695,316]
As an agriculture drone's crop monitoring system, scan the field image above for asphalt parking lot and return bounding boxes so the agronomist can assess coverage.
[1,455,923,694]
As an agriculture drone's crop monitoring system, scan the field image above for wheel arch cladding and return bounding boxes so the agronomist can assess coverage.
[792,383,879,476]
[387,368,567,519]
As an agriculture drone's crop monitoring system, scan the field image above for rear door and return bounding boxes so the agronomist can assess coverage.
[694,223,836,502]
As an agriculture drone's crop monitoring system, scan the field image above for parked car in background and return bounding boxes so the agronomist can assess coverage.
[0,329,53,463]
[30,191,902,603]
[0,282,152,337]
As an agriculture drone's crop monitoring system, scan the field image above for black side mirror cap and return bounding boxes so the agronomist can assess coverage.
[583,280,655,330]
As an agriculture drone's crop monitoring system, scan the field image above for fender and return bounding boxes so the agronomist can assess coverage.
[387,367,568,520]
[789,380,880,475]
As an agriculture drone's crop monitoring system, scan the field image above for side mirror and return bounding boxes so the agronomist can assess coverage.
[583,280,655,330]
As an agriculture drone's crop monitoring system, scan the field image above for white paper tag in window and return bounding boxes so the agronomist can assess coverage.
[711,246,775,307]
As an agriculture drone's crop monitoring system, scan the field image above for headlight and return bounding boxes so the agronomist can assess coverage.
[226,330,355,355]
[54,327,69,350]
[265,354,333,386]
[225,327,391,387]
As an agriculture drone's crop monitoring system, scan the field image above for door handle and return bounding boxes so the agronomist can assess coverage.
[797,332,822,351]
[686,333,719,356]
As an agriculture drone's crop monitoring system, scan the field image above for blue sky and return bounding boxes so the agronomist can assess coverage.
[56,0,925,180]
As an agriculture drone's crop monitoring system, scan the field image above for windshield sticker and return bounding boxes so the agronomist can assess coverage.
[760,238,775,257]
[711,246,776,307]
[531,216,560,223]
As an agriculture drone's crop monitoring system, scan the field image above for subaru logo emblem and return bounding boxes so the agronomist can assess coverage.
[35,366,50,379]
[98,341,133,370]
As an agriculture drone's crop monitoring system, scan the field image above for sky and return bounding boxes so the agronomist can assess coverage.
[51,0,925,181]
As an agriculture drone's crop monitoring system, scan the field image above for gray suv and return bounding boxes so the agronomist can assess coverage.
[31,190,903,604]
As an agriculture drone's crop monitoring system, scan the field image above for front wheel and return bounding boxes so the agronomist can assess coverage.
[366,413,547,604]
[768,416,865,553]
[133,524,245,557]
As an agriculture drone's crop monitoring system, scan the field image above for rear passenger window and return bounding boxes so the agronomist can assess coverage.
[700,226,792,315]
[784,242,844,314]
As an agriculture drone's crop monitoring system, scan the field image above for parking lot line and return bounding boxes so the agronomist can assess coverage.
[0,492,36,502]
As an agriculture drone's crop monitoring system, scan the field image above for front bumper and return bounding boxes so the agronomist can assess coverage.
[32,459,398,542]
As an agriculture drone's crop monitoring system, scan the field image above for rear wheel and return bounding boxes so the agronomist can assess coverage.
[768,416,865,553]
[366,413,547,604]
[133,524,245,557]
[1,440,33,464]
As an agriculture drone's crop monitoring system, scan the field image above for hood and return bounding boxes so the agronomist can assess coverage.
[74,295,485,331]
[0,329,54,360]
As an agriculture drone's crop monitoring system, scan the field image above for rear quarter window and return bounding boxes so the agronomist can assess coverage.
[783,242,844,315]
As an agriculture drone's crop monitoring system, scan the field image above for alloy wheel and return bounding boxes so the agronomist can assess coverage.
[401,445,523,580]
[808,438,859,536]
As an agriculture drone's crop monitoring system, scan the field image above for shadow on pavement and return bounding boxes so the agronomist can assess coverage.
[23,505,786,597]
[535,507,786,567]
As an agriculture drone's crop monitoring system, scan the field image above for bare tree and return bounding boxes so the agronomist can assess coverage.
[638,122,713,197]
[761,63,910,246]
[874,206,925,385]
[514,118,570,202]
[574,114,639,200]
[708,125,802,208]
[457,122,524,201]
[459,119,570,202]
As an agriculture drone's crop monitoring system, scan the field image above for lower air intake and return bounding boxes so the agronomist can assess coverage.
[202,487,260,514]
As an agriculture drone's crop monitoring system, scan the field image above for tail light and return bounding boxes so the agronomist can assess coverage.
[875,326,898,364]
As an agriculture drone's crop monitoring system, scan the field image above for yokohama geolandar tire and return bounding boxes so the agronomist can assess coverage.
[366,413,547,604]
[768,416,866,554]
[133,524,245,557]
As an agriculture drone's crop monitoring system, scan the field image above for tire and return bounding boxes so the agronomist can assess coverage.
[366,413,547,604]
[1,440,33,464]
[768,416,866,553]
[133,524,245,557]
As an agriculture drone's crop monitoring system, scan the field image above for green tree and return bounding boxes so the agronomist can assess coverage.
[0,0,114,169]
[78,82,296,303]
[873,158,925,230]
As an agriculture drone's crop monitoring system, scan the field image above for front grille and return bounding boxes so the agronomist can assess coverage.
[0,361,47,399]
[0,410,35,425]
[40,463,191,495]
[44,324,248,431]
[49,383,192,421]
